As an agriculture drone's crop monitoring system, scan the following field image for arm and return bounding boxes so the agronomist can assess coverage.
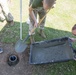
[29,5,37,27]
[69,37,76,42]
[7,0,11,3]
[7,0,12,6]
[43,0,56,11]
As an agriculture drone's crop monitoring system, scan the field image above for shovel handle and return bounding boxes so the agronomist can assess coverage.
[23,35,30,42]
[23,9,50,42]
[30,9,50,35]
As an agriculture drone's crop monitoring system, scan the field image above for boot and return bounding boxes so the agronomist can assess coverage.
[30,35,35,44]
[7,20,14,26]
[38,29,46,38]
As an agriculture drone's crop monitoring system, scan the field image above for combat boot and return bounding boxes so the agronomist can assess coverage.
[7,20,14,26]
[38,29,46,38]
[30,35,35,44]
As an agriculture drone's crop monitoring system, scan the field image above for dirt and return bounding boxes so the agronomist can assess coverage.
[0,43,37,75]
[0,22,50,75]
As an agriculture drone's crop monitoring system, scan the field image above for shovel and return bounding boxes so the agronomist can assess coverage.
[15,0,23,53]
[15,9,50,53]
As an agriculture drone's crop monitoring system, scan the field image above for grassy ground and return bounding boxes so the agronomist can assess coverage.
[0,0,76,75]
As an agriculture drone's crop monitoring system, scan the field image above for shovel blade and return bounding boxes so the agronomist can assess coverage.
[15,40,28,53]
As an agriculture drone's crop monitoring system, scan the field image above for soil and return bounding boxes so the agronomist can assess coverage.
[0,43,36,75]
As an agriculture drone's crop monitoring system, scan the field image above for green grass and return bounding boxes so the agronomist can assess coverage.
[0,0,76,75]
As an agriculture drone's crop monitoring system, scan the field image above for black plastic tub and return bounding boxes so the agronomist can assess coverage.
[29,37,75,64]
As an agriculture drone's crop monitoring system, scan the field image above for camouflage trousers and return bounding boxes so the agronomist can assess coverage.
[0,0,13,22]
[29,0,46,35]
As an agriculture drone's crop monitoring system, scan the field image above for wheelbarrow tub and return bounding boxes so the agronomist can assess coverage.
[29,37,74,64]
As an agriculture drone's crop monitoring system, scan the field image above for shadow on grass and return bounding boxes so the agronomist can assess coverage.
[0,21,75,43]
[0,21,29,43]
[1,21,76,49]
[35,26,74,41]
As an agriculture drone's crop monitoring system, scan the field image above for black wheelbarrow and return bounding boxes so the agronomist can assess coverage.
[29,37,76,64]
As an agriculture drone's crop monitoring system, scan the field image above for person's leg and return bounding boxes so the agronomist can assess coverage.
[0,1,14,26]
[0,12,5,22]
[38,9,46,38]
[29,10,37,43]
[29,0,38,43]
[0,5,6,22]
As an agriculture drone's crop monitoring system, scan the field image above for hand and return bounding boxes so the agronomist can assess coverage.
[69,37,76,42]
[34,21,38,28]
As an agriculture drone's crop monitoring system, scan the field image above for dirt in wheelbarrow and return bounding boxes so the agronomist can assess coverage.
[0,43,52,75]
